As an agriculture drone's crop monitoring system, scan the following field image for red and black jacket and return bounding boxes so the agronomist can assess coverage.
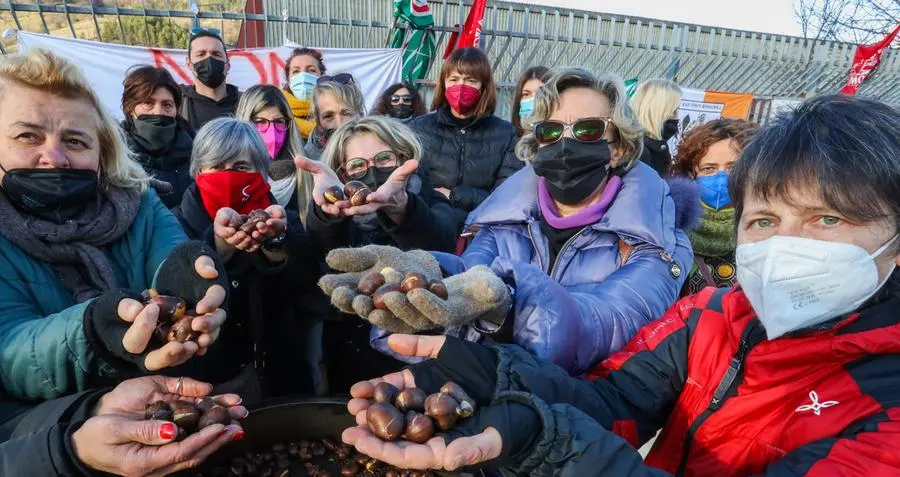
[494,286,900,476]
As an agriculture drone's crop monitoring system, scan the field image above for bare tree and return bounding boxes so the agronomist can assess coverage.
[795,0,899,44]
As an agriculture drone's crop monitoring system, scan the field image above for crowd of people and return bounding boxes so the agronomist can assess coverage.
[0,26,898,477]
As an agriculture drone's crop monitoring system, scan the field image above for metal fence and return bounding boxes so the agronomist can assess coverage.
[2,0,898,107]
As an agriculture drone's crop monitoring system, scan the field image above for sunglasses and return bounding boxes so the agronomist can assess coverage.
[317,73,355,85]
[189,27,222,38]
[391,94,413,105]
[533,118,612,145]
[343,151,400,180]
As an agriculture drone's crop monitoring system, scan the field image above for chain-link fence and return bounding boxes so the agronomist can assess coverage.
[2,0,897,109]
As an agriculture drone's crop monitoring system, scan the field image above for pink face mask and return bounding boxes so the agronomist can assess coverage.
[445,84,482,115]
[256,123,287,159]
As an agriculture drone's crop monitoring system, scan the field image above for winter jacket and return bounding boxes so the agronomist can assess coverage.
[0,388,101,476]
[306,170,457,254]
[173,183,322,397]
[0,190,187,401]
[284,89,316,140]
[640,136,673,176]
[409,108,523,230]
[179,84,241,132]
[372,163,696,375]
[123,119,195,209]
[484,284,900,476]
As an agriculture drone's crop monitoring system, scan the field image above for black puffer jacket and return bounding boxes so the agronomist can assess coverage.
[409,108,523,230]
[639,136,672,177]
[123,120,195,209]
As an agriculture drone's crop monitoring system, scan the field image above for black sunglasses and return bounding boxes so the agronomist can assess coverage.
[533,118,612,145]
[391,94,413,105]
[189,27,222,38]
[317,73,355,85]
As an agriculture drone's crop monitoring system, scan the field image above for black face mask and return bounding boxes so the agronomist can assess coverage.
[0,165,99,224]
[192,57,227,89]
[132,114,177,154]
[390,104,414,119]
[662,118,680,141]
[358,167,397,191]
[532,138,611,205]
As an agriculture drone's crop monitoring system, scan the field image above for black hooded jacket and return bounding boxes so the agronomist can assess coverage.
[179,84,242,132]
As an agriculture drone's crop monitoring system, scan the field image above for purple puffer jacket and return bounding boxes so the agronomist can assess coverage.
[372,162,699,375]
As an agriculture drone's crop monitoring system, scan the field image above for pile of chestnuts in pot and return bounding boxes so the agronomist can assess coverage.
[140,288,200,344]
[227,209,273,234]
[324,181,373,207]
[366,382,475,445]
[206,438,437,477]
[144,397,232,440]
[357,270,448,310]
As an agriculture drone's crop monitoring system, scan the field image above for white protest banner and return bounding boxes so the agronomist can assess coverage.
[18,32,403,119]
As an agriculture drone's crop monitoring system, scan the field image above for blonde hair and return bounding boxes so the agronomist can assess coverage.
[0,49,148,192]
[312,79,367,121]
[516,68,644,169]
[235,85,313,224]
[321,116,422,174]
[631,79,682,141]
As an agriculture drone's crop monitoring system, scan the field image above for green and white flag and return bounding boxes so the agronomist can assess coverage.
[388,0,436,82]
[624,78,639,98]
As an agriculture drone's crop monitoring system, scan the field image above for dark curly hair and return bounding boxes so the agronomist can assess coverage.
[371,82,427,118]
[672,119,759,178]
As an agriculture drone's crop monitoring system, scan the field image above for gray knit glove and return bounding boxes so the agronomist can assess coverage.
[318,245,442,331]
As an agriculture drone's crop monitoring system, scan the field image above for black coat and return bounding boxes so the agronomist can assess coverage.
[123,120,195,209]
[639,136,672,177]
[173,184,324,398]
[0,388,101,476]
[179,84,242,132]
[409,108,523,230]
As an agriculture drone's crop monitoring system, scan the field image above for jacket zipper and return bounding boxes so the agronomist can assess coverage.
[549,229,586,279]
[675,320,763,476]
[526,220,545,272]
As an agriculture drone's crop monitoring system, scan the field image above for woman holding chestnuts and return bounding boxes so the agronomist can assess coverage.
[295,116,456,392]
[172,117,322,400]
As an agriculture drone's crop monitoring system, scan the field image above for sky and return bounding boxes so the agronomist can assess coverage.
[514,0,804,37]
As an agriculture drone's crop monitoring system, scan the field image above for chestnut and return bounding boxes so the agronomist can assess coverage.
[394,388,427,412]
[197,405,231,429]
[324,185,345,204]
[385,471,401,477]
[440,382,476,417]
[142,289,187,322]
[424,393,460,430]
[402,411,436,443]
[400,272,426,293]
[357,272,386,296]
[167,316,197,343]
[366,403,405,441]
[240,209,271,234]
[171,401,201,431]
[344,180,372,207]
[144,401,173,421]
[340,462,360,476]
[372,283,402,310]
[427,280,449,300]
[310,441,326,456]
[373,382,401,404]
[196,397,217,412]
[381,267,405,285]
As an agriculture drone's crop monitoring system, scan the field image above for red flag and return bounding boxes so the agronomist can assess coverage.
[841,24,900,95]
[442,0,487,59]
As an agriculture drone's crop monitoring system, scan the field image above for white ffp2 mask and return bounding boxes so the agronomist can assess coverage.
[736,234,897,340]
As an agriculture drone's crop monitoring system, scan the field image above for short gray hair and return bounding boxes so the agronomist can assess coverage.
[190,117,271,179]
[516,68,644,169]
[322,116,422,174]
[312,78,366,120]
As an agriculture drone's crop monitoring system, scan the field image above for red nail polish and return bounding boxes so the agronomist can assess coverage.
[233,430,245,441]
[159,423,176,440]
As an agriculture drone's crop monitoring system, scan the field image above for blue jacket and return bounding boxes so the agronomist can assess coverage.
[373,163,695,375]
[0,190,188,400]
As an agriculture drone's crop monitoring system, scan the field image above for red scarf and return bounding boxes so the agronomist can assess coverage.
[195,171,272,219]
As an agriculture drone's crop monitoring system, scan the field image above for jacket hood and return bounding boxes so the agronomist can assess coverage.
[466,162,697,251]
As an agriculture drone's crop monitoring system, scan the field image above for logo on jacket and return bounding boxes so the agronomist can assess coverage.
[795,391,839,416]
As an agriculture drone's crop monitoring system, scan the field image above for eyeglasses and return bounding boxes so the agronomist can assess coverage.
[533,118,612,145]
[391,94,413,105]
[252,117,288,133]
[189,27,222,38]
[343,151,400,179]
[317,73,355,86]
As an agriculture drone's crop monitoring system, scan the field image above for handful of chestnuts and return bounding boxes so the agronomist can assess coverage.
[144,398,233,440]
[357,270,449,310]
[365,382,476,444]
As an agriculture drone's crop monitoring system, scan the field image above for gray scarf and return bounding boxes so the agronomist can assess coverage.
[0,186,142,303]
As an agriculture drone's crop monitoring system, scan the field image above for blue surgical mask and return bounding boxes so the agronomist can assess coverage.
[289,72,318,101]
[697,171,731,210]
[519,96,535,119]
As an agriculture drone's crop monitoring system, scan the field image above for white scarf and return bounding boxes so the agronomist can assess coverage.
[269,173,297,207]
